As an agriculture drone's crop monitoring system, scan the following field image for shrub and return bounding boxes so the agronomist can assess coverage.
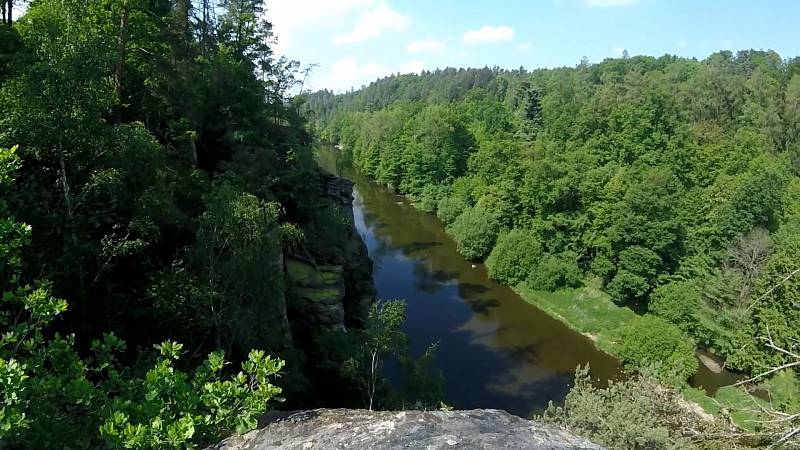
[526,253,583,291]
[648,281,701,332]
[436,196,467,226]
[485,229,543,285]
[416,184,447,213]
[606,246,663,303]
[0,147,284,449]
[446,205,500,261]
[539,366,732,449]
[602,315,699,383]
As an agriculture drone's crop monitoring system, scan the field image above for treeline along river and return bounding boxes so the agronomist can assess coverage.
[317,146,741,417]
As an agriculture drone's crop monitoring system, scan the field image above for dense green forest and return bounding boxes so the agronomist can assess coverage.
[3,0,800,447]
[309,52,800,446]
[0,1,442,448]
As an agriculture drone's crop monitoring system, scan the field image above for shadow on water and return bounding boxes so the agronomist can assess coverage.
[463,297,502,315]
[412,262,456,294]
[346,169,623,417]
[401,241,442,254]
[458,282,490,296]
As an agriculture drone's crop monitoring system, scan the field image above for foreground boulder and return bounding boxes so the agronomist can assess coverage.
[208,409,602,449]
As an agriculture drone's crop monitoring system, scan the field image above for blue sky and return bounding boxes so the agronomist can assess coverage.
[268,0,800,93]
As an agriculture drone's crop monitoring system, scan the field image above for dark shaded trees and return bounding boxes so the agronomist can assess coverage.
[0,1,355,446]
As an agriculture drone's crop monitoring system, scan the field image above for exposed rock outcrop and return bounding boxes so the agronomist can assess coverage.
[697,349,725,373]
[286,258,347,332]
[208,409,602,450]
[285,173,374,333]
[319,173,374,326]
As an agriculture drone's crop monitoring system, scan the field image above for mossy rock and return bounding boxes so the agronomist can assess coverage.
[317,270,343,286]
[286,258,344,288]
[286,258,317,284]
[318,265,344,274]
[297,287,343,304]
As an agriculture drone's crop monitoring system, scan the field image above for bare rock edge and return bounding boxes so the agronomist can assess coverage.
[207,409,603,450]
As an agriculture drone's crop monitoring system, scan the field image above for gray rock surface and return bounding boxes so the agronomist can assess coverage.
[208,409,603,450]
[285,173,375,333]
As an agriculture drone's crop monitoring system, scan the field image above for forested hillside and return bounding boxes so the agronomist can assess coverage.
[4,0,800,446]
[309,52,800,443]
[0,1,440,448]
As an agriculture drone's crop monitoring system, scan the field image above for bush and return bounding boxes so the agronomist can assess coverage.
[415,184,448,213]
[540,366,732,450]
[602,315,699,383]
[436,196,467,226]
[526,253,583,291]
[0,147,285,449]
[446,205,500,261]
[606,246,662,303]
[649,281,701,332]
[4,283,284,450]
[485,229,543,285]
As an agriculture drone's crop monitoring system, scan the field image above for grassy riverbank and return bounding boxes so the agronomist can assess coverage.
[514,280,765,429]
[513,280,636,351]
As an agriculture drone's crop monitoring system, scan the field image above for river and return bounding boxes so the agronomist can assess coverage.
[319,148,741,417]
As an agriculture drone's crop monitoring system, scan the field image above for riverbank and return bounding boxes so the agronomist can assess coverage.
[318,145,758,425]
[513,281,636,350]
[513,280,761,428]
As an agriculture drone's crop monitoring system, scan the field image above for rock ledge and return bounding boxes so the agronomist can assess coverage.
[208,408,602,450]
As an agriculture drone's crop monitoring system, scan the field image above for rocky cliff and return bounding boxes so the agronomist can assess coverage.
[285,173,374,333]
[208,409,602,450]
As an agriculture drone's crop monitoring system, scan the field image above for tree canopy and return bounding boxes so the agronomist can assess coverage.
[309,50,800,375]
[0,1,434,447]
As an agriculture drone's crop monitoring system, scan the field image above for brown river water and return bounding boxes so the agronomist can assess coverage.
[318,147,742,417]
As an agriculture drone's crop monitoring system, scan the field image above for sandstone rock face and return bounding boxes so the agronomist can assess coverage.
[286,173,375,333]
[208,409,603,450]
[285,258,347,332]
[320,173,375,329]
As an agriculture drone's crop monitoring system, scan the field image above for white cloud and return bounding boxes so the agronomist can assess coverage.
[332,58,360,83]
[462,25,515,44]
[328,58,398,92]
[407,38,446,53]
[517,42,531,52]
[399,61,426,74]
[268,0,375,53]
[362,62,391,78]
[584,0,639,7]
[334,2,410,44]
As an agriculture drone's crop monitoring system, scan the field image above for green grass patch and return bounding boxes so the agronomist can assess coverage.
[515,280,774,434]
[714,385,767,432]
[513,283,638,346]
[682,386,720,416]
[681,385,768,431]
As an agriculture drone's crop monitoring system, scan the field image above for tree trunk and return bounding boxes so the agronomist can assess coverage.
[58,140,78,249]
[7,0,12,25]
[369,349,377,411]
[174,0,189,38]
[188,137,198,167]
[114,3,130,120]
[200,0,211,55]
